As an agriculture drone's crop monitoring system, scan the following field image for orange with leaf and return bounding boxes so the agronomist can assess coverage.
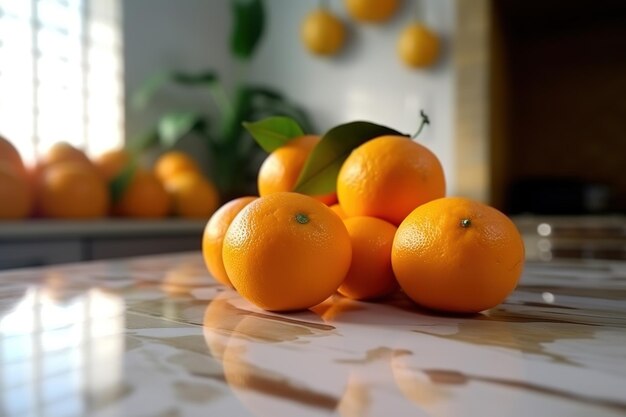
[337,115,445,226]
[202,112,524,315]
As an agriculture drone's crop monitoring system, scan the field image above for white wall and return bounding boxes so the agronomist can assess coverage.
[124,0,458,193]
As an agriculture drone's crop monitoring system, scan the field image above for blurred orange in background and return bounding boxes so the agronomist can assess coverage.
[37,162,109,219]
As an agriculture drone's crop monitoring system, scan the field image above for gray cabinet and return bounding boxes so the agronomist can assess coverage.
[0,220,206,270]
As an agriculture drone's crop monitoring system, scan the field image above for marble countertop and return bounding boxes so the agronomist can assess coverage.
[0,253,625,417]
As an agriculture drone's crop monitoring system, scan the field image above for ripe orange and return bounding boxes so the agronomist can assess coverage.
[0,135,27,176]
[94,148,130,181]
[397,23,439,69]
[301,9,346,56]
[154,150,200,182]
[39,142,93,171]
[38,162,109,218]
[258,135,336,204]
[344,0,399,23]
[337,136,445,226]
[0,162,32,219]
[164,171,219,219]
[202,196,257,287]
[392,197,525,313]
[329,203,347,219]
[115,169,170,218]
[222,192,352,311]
[338,216,398,300]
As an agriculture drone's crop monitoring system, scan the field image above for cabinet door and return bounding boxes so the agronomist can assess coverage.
[89,236,200,260]
[0,240,83,270]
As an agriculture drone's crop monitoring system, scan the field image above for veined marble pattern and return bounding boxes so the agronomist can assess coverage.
[0,253,624,417]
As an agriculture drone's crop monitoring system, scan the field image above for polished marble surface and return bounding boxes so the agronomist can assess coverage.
[0,253,625,417]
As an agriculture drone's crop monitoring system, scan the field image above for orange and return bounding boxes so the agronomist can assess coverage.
[397,23,439,69]
[115,169,170,218]
[38,162,109,218]
[301,9,346,56]
[329,203,347,219]
[0,162,32,219]
[154,150,200,182]
[0,135,27,176]
[94,148,131,181]
[344,0,399,23]
[392,197,525,313]
[258,135,336,204]
[202,196,257,287]
[337,136,445,225]
[164,171,219,219]
[338,216,398,300]
[222,192,352,311]
[39,142,93,171]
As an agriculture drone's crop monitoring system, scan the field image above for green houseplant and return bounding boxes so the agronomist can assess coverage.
[130,0,312,200]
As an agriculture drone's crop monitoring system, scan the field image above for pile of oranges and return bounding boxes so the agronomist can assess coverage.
[203,121,525,314]
[0,136,219,220]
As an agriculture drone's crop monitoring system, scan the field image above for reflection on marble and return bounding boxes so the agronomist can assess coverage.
[0,253,625,416]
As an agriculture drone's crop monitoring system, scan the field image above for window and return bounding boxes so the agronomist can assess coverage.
[0,0,123,165]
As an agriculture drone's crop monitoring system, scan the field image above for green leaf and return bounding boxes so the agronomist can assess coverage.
[132,70,219,110]
[230,0,265,60]
[110,159,138,204]
[220,85,281,144]
[157,112,206,148]
[242,116,304,153]
[294,122,404,195]
[172,71,218,85]
[132,72,170,109]
[127,129,160,153]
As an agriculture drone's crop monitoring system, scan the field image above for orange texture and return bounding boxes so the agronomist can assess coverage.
[338,216,398,300]
[345,0,399,23]
[0,162,32,219]
[337,136,445,226]
[301,9,346,56]
[154,150,200,182]
[38,142,93,171]
[164,172,219,219]
[0,136,27,176]
[391,197,525,313]
[222,192,352,311]
[37,162,109,219]
[115,169,170,218]
[202,196,257,287]
[397,23,440,69]
[94,148,131,181]
[329,203,347,219]
[258,135,336,204]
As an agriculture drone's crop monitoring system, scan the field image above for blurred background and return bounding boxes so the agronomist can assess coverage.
[0,0,625,268]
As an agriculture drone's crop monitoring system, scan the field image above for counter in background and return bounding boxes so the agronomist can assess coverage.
[0,219,206,270]
[513,215,626,261]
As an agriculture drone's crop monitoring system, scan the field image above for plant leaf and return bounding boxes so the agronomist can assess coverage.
[242,116,304,153]
[132,70,219,110]
[110,158,138,204]
[127,129,160,153]
[231,0,265,60]
[132,72,170,110]
[172,71,218,85]
[294,122,404,195]
[157,112,206,148]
